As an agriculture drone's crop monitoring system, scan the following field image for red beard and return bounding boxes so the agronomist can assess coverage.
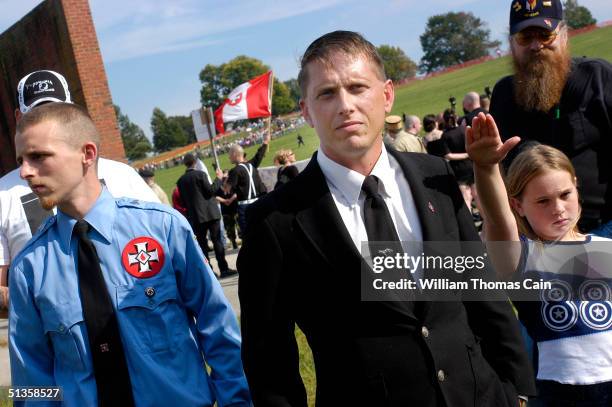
[512,45,571,112]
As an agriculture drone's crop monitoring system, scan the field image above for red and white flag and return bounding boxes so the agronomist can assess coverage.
[214,71,272,134]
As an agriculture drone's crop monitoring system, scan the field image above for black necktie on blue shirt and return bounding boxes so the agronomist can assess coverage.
[74,220,134,407]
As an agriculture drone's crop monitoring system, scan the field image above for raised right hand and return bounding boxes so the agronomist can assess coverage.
[466,112,520,167]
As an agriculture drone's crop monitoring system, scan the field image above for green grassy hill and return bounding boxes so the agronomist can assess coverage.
[156,25,612,196]
[392,25,612,121]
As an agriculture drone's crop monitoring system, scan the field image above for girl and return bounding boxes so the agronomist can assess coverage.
[467,113,612,406]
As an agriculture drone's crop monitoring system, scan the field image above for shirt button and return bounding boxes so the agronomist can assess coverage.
[58,324,65,333]
[145,287,156,297]
[437,369,446,382]
[421,326,429,338]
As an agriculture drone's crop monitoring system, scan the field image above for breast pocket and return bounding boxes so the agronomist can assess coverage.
[41,302,86,370]
[116,278,188,353]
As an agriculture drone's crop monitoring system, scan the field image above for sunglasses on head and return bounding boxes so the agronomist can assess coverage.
[514,28,559,47]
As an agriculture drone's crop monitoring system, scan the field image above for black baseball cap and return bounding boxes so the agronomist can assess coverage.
[510,0,563,35]
[16,70,72,113]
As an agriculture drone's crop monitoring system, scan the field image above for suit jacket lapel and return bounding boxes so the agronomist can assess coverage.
[388,149,445,241]
[294,153,361,268]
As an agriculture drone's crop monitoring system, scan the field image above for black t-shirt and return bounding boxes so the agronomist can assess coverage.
[490,58,612,228]
[442,126,473,184]
[426,138,448,157]
[228,143,268,201]
[464,107,488,127]
[216,188,238,216]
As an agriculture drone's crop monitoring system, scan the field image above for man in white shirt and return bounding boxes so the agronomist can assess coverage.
[238,30,535,406]
[0,70,158,315]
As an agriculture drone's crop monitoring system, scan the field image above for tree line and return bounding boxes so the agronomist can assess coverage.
[117,0,596,159]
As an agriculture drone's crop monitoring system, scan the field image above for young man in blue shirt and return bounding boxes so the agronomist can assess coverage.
[9,102,250,406]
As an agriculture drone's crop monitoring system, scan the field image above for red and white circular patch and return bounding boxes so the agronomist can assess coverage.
[121,236,165,278]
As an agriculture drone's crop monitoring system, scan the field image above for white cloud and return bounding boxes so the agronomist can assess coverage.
[91,0,348,62]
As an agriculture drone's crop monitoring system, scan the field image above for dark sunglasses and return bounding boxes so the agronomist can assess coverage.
[514,29,559,47]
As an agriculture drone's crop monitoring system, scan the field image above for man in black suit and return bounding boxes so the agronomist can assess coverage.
[238,31,535,406]
[177,153,235,278]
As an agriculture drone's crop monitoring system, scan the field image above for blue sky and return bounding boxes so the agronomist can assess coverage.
[1,0,611,140]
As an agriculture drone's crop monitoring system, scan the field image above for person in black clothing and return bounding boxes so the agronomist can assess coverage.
[273,149,299,190]
[215,171,239,250]
[441,110,474,212]
[461,91,488,127]
[227,132,270,235]
[426,109,474,210]
[238,30,535,407]
[297,133,305,147]
[490,0,612,233]
[177,153,235,278]
[441,110,473,187]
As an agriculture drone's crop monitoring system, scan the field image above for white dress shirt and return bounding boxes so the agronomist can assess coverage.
[317,145,423,254]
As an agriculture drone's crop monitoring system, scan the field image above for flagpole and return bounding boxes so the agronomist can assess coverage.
[266,71,274,142]
[202,107,221,170]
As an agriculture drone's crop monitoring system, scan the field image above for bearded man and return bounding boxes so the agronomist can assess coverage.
[490,0,612,231]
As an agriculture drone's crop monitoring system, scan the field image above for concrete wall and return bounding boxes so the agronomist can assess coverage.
[0,0,125,176]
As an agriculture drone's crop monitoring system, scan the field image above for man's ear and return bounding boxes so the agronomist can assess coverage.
[300,99,314,128]
[14,109,22,122]
[82,142,98,168]
[383,79,395,114]
[510,197,525,217]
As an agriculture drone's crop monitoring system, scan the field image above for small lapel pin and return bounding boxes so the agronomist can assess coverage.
[428,201,436,213]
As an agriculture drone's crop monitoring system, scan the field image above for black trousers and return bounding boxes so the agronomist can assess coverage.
[193,219,229,273]
[223,213,238,244]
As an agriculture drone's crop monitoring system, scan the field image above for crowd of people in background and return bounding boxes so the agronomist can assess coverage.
[384,89,489,229]
[137,116,306,173]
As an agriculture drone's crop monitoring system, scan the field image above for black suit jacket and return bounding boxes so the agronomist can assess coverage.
[238,150,535,407]
[176,168,220,225]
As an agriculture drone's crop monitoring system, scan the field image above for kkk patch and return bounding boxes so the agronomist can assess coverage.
[122,236,165,278]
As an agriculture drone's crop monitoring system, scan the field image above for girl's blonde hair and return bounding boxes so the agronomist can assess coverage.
[274,149,294,166]
[505,144,580,240]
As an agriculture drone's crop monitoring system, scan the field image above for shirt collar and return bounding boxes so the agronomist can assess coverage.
[317,145,395,205]
[57,188,116,251]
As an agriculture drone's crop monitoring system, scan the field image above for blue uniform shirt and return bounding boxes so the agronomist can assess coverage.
[9,188,250,406]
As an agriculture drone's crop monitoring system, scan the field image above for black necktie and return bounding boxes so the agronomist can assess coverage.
[74,220,135,407]
[362,175,402,246]
[362,176,419,309]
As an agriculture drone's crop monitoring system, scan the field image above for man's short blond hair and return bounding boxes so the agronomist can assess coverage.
[16,102,100,150]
